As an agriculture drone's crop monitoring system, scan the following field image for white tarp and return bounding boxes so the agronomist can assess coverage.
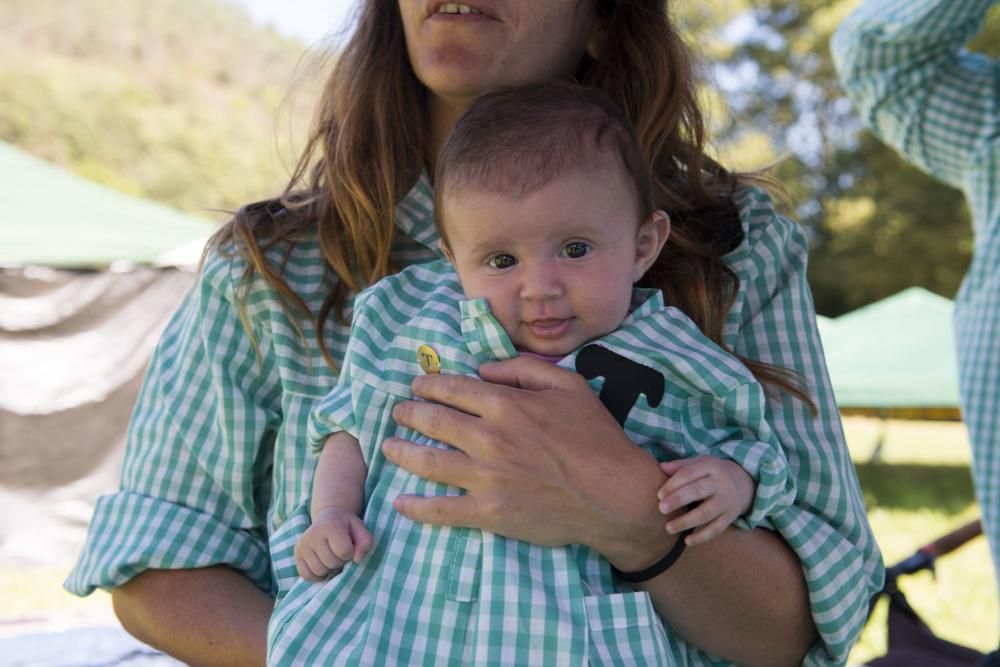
[0,266,195,566]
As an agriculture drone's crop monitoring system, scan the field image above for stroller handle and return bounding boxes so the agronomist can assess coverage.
[924,519,983,558]
[884,518,983,582]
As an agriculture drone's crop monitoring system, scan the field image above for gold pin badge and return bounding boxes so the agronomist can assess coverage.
[417,344,441,374]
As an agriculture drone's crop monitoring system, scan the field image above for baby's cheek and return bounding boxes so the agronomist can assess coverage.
[582,295,632,337]
[491,305,523,338]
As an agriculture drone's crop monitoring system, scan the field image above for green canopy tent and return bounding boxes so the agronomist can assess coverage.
[818,287,961,419]
[0,141,215,268]
[0,142,217,567]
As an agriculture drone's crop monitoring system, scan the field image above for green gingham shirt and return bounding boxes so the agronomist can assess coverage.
[832,0,1000,585]
[267,275,795,666]
[65,180,883,665]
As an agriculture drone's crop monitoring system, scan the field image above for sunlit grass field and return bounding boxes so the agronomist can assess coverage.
[1,416,996,663]
[844,417,997,664]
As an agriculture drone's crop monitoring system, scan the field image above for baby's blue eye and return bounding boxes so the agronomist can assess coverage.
[561,242,590,259]
[488,253,517,270]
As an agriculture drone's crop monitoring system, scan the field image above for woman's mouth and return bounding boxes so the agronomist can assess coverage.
[428,2,497,22]
[436,3,482,15]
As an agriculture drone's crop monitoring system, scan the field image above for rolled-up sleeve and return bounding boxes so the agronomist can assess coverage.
[65,249,282,596]
[729,188,885,665]
[307,385,357,455]
[831,0,999,189]
[716,384,796,529]
[676,381,794,531]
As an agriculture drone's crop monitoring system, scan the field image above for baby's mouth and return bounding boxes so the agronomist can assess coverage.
[526,318,572,338]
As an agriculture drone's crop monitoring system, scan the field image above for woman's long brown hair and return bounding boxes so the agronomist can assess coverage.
[211,0,815,410]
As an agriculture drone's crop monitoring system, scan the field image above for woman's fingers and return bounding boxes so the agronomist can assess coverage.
[478,356,586,392]
[391,493,479,529]
[404,357,584,423]
[382,437,476,488]
[389,361,670,561]
[407,374,502,419]
[392,396,486,453]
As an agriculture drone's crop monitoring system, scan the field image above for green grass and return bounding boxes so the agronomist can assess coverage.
[844,416,998,663]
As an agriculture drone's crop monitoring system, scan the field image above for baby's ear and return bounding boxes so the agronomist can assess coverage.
[633,210,670,281]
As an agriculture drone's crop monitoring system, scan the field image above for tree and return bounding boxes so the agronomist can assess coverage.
[688,0,1000,315]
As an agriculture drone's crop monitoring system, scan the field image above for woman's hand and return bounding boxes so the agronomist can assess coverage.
[385,355,816,666]
[383,355,674,570]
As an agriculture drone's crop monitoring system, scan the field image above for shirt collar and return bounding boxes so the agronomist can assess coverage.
[623,288,665,326]
[459,298,518,363]
[394,171,441,255]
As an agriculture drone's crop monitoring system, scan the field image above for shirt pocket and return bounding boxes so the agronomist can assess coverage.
[584,590,676,666]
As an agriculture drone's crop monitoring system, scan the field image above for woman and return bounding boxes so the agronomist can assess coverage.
[66,2,883,665]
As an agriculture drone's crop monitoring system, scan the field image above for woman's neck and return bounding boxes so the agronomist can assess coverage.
[426,94,474,173]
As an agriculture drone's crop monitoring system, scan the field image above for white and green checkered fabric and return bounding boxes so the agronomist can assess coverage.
[65,176,882,665]
[833,0,1000,589]
[270,271,796,665]
[460,298,518,363]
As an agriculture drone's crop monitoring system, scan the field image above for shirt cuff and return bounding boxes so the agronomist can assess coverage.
[64,491,272,597]
[718,439,796,530]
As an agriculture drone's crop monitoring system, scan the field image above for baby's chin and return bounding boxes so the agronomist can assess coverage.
[515,338,585,360]
[514,326,622,359]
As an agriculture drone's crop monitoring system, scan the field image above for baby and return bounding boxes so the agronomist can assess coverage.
[270,82,795,665]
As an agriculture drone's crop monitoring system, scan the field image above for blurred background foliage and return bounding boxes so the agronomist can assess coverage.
[686,0,999,315]
[0,0,325,214]
[2,0,998,315]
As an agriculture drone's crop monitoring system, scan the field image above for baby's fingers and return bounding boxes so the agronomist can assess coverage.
[657,459,686,479]
[684,514,731,547]
[324,532,356,564]
[664,500,714,534]
[658,477,714,515]
[656,462,712,501]
[349,519,375,562]
[298,551,334,582]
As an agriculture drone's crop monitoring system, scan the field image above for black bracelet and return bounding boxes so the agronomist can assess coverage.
[611,530,690,583]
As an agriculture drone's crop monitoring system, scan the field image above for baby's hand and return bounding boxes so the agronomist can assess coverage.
[656,456,755,547]
[295,507,374,581]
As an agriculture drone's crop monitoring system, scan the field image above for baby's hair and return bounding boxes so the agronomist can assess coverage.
[434,82,652,245]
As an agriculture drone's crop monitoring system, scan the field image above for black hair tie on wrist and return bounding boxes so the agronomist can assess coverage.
[611,529,691,583]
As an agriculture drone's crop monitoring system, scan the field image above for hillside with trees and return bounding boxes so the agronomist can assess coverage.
[2,0,997,315]
[0,0,324,216]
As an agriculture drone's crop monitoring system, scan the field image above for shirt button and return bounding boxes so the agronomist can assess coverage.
[417,344,441,374]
